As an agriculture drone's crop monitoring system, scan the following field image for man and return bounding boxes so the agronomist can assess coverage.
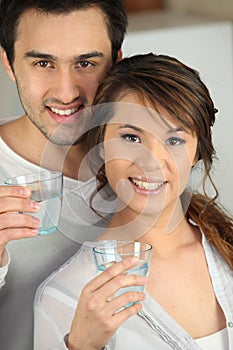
[0,1,127,349]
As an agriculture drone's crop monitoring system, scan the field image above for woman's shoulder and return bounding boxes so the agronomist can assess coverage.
[34,242,98,308]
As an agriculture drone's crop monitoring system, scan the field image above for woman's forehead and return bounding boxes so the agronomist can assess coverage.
[108,100,185,135]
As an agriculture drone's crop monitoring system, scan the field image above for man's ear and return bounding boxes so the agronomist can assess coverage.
[1,48,16,82]
[116,49,123,63]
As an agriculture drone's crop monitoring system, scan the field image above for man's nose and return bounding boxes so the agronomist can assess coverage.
[52,68,81,104]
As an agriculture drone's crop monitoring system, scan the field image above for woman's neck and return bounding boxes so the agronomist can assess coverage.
[97,198,198,249]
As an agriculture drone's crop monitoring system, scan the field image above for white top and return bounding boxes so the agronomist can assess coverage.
[0,136,115,350]
[34,232,233,350]
[195,327,229,349]
[0,249,10,288]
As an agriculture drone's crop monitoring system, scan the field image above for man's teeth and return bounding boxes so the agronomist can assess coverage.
[50,107,78,116]
[131,178,165,190]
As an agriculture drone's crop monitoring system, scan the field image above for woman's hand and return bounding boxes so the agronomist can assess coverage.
[0,185,40,263]
[67,256,146,350]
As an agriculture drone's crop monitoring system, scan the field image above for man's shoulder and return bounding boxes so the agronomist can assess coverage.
[0,117,25,148]
[0,115,20,124]
[0,116,21,134]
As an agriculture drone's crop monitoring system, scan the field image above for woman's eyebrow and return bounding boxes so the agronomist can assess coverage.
[167,127,184,134]
[118,124,185,133]
[117,123,188,138]
[118,124,143,132]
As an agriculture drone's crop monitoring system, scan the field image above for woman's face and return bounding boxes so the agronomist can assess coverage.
[102,93,198,221]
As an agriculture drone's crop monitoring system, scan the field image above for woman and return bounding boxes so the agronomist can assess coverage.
[34,53,233,350]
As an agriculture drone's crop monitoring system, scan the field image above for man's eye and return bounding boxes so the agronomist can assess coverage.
[35,61,51,68]
[77,61,92,69]
[166,137,185,146]
[121,134,141,143]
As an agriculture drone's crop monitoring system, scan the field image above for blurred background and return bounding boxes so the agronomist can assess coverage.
[123,0,233,21]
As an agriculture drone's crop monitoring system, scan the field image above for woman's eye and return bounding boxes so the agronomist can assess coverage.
[122,134,141,143]
[166,137,185,146]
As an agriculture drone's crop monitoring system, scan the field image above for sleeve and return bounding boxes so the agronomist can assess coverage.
[0,248,10,289]
[33,264,80,350]
[34,300,68,350]
[33,245,92,350]
[33,243,116,350]
[34,281,115,350]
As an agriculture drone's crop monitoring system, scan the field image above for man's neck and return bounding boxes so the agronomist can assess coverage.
[0,115,91,180]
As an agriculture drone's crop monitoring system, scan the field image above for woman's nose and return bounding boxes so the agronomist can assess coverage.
[135,141,168,176]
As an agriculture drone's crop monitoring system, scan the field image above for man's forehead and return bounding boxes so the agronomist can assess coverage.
[16,6,109,41]
[15,7,111,59]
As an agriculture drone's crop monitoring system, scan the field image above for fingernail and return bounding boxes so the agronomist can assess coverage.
[31,201,40,210]
[141,292,146,299]
[20,187,30,196]
[32,217,40,225]
[31,229,39,235]
[139,276,147,283]
[129,256,139,264]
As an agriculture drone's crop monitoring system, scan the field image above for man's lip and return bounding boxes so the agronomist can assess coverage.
[50,106,79,116]
[46,105,85,124]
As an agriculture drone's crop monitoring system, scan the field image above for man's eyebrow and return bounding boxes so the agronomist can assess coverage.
[24,50,104,61]
[24,51,56,60]
[77,52,104,60]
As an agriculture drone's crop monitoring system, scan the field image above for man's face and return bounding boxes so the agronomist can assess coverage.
[6,7,115,145]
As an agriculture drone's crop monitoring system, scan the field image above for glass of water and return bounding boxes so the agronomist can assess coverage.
[93,241,152,307]
[5,171,63,235]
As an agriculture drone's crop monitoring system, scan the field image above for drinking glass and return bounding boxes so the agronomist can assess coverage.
[5,171,63,235]
[93,241,152,307]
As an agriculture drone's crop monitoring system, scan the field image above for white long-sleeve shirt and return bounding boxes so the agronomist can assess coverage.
[0,136,115,350]
[0,249,10,288]
[34,232,233,350]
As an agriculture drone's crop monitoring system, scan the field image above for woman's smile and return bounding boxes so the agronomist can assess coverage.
[129,176,168,194]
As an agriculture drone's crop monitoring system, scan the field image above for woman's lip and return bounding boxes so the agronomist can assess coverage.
[129,176,166,184]
[129,177,167,194]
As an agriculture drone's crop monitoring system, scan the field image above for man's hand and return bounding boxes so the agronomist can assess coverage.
[0,185,40,264]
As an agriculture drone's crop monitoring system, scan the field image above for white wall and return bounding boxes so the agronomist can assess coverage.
[0,61,23,119]
[166,0,233,21]
[123,21,233,213]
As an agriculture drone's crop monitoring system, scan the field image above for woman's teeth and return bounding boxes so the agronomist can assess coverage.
[131,178,165,190]
[50,107,78,116]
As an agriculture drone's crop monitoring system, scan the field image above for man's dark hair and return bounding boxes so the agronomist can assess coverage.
[0,0,128,65]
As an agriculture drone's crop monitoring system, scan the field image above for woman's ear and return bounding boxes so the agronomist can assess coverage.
[1,48,16,82]
[191,157,199,168]
[192,148,201,167]
[98,143,105,160]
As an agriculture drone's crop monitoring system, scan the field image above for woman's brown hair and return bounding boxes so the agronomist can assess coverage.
[87,53,233,267]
